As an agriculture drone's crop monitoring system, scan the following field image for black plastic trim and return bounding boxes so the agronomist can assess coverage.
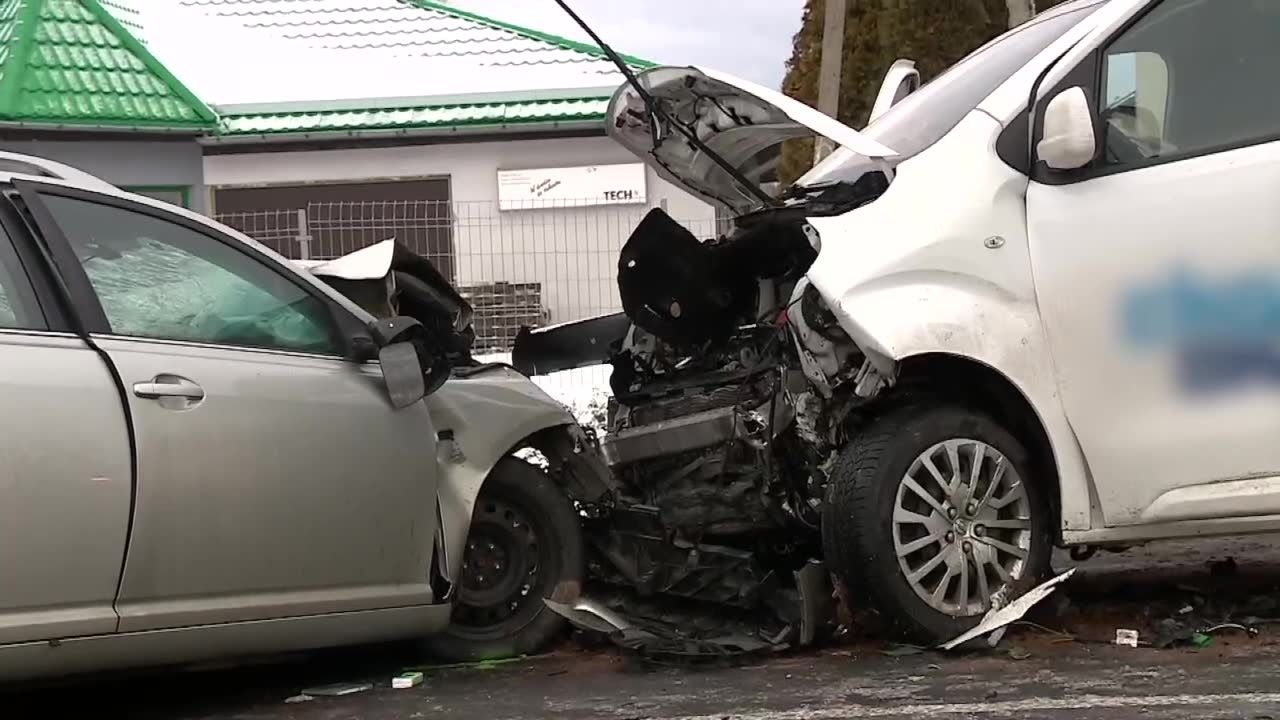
[0,193,58,330]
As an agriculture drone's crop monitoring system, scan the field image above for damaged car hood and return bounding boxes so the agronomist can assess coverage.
[607,66,899,215]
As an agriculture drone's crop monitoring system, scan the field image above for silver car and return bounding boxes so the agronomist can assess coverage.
[0,152,593,680]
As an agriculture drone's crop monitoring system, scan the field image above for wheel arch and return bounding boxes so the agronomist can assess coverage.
[892,353,1068,541]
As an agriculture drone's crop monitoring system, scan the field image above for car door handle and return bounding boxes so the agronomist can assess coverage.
[132,376,205,401]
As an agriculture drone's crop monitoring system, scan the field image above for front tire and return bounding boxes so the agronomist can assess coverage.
[822,405,1052,644]
[422,458,583,662]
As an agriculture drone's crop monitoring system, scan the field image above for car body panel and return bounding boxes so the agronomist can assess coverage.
[805,111,1096,531]
[0,604,450,683]
[0,331,132,644]
[1028,138,1280,527]
[98,336,441,631]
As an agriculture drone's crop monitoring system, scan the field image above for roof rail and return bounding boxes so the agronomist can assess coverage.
[0,151,118,193]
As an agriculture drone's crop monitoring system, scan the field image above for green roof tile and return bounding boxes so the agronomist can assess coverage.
[0,0,215,130]
[219,95,611,137]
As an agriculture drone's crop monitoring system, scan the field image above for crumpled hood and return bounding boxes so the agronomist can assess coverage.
[606,66,899,215]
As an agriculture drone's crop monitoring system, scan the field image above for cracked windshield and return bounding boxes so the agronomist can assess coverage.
[1,0,1278,718]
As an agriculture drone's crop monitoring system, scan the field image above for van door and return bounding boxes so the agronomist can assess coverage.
[1026,0,1280,526]
[0,197,130,643]
[18,183,441,632]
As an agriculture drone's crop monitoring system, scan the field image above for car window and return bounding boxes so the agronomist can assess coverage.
[0,221,43,331]
[43,195,340,355]
[1100,0,1280,167]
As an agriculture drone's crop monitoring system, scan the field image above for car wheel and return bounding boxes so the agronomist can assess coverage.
[422,458,583,662]
[822,405,1053,644]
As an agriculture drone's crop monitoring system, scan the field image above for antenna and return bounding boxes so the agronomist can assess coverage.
[552,0,780,208]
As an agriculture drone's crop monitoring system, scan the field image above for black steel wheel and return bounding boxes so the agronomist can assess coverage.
[423,458,583,661]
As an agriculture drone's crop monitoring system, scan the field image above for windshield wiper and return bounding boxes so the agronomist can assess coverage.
[552,0,780,208]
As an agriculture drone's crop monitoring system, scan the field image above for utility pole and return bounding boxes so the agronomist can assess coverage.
[813,0,847,164]
[1006,0,1036,28]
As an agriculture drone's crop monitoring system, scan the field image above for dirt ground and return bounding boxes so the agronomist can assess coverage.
[6,535,1280,719]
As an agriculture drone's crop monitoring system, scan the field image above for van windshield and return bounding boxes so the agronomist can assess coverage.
[798,0,1102,187]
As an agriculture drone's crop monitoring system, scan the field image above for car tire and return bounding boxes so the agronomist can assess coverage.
[821,404,1053,644]
[422,457,583,662]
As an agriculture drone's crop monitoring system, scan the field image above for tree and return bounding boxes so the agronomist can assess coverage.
[779,0,1071,183]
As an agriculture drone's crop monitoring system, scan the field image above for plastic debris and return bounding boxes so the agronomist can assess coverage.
[1115,629,1140,647]
[284,694,314,704]
[1190,632,1213,648]
[940,568,1077,650]
[299,682,373,697]
[392,671,425,689]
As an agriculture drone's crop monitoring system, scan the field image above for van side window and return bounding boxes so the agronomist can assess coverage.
[1100,0,1280,168]
[0,221,43,330]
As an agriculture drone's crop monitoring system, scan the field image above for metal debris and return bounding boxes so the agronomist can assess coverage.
[1199,622,1259,638]
[940,569,1077,650]
[299,682,373,697]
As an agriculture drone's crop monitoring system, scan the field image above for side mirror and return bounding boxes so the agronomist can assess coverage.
[379,342,427,409]
[869,59,920,124]
[1037,86,1097,171]
[367,316,450,408]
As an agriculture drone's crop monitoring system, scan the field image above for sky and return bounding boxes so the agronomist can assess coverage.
[448,0,807,90]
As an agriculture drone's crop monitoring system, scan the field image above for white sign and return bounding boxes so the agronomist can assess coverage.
[497,163,647,210]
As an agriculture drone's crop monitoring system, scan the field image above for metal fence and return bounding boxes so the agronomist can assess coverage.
[215,200,720,356]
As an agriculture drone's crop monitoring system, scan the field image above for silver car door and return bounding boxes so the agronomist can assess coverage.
[18,184,441,632]
[0,196,130,644]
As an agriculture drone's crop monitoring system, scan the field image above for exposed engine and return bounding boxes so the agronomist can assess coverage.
[515,207,873,654]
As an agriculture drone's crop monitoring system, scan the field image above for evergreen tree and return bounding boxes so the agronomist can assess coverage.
[779,0,1070,183]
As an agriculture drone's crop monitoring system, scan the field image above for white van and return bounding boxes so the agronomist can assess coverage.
[603,0,1280,640]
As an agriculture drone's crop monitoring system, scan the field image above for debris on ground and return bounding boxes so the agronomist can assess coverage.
[1199,622,1260,639]
[1114,628,1140,647]
[298,682,372,697]
[879,644,926,657]
[283,694,314,704]
[1189,632,1213,649]
[940,569,1077,650]
[1208,557,1239,577]
[1007,646,1032,660]
[545,593,808,666]
[403,656,529,673]
[392,672,425,689]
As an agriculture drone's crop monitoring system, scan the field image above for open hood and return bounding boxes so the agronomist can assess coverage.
[606,66,899,216]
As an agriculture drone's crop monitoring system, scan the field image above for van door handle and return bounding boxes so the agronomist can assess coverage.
[133,375,205,401]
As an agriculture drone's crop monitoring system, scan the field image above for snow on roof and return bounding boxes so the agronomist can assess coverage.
[110,0,648,111]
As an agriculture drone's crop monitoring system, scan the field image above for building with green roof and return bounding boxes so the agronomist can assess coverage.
[0,0,716,334]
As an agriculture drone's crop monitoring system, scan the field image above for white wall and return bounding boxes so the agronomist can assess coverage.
[4,137,209,213]
[203,135,718,328]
